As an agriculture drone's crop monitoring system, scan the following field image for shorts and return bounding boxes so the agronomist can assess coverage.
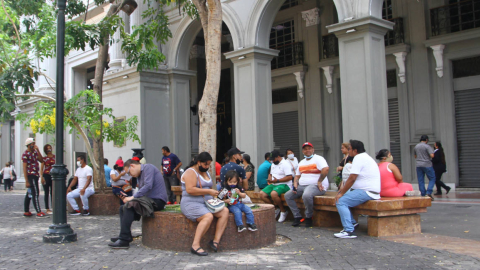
[262,184,290,197]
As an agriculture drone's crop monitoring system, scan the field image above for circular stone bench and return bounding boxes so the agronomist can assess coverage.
[142,204,276,251]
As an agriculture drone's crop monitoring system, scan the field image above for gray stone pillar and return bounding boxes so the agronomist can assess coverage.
[225,47,279,167]
[327,17,393,156]
[36,57,56,97]
[108,11,128,71]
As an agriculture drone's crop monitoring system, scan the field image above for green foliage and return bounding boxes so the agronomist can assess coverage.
[17,90,141,146]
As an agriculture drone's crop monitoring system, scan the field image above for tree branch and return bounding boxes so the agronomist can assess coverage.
[1,0,21,46]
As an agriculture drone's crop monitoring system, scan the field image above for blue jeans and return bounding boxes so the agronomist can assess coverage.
[228,203,254,226]
[416,167,436,196]
[336,189,373,232]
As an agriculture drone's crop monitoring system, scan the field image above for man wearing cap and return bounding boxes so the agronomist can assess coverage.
[22,138,46,217]
[260,150,293,223]
[285,142,329,227]
[220,148,247,190]
[161,146,182,204]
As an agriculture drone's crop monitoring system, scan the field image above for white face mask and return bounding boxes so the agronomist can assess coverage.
[77,161,82,167]
[287,154,294,160]
[385,155,393,163]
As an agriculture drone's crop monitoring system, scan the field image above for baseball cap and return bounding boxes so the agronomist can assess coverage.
[25,138,35,146]
[270,150,282,159]
[115,160,124,167]
[227,147,245,157]
[302,142,313,148]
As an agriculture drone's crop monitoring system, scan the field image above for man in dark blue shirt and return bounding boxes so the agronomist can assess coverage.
[220,147,247,190]
[161,146,182,204]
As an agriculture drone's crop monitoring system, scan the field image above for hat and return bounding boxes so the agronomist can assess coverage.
[115,160,124,167]
[25,138,35,146]
[270,150,282,159]
[302,142,313,148]
[227,147,244,157]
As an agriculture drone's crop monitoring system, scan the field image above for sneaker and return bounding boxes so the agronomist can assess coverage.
[340,222,359,233]
[274,208,280,218]
[36,212,47,217]
[304,217,313,227]
[46,209,53,215]
[167,201,172,205]
[426,194,434,201]
[23,212,33,217]
[82,210,90,216]
[334,231,357,239]
[405,190,421,196]
[278,211,288,223]
[237,225,246,232]
[69,210,81,215]
[247,224,258,231]
[292,217,302,227]
[173,201,178,205]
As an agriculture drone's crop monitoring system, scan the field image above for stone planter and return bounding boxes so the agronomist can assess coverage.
[142,204,276,251]
[67,189,120,215]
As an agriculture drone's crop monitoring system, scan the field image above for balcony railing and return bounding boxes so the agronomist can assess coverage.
[431,0,480,37]
[385,17,405,46]
[271,42,304,70]
[322,33,339,59]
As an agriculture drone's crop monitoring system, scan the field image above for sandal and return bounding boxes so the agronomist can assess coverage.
[191,246,208,256]
[208,240,219,252]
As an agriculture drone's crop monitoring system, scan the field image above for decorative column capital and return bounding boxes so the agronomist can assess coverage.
[321,66,334,94]
[393,52,408,83]
[301,7,320,27]
[293,71,305,98]
[430,44,445,78]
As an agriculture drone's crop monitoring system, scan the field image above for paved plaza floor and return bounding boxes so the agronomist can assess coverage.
[0,190,479,270]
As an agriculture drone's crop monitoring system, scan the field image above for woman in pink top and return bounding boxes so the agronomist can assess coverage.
[376,149,413,197]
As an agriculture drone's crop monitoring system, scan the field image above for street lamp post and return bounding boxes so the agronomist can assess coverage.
[43,0,77,243]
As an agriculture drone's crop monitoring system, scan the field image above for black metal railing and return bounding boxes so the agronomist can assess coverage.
[385,17,405,46]
[271,42,304,70]
[431,0,480,37]
[321,33,339,59]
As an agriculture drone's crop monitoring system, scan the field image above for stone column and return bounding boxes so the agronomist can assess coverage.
[36,57,56,97]
[108,11,128,71]
[327,17,394,156]
[225,47,279,167]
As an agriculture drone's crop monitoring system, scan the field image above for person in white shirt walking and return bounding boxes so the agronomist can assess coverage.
[67,155,95,216]
[260,150,293,223]
[334,140,381,239]
[285,142,329,227]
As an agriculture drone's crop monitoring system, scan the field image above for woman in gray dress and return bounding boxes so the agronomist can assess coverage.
[181,152,229,256]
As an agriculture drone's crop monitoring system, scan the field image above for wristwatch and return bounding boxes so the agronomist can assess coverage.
[277,179,280,183]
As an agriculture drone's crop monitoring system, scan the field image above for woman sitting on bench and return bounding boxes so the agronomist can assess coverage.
[376,149,416,197]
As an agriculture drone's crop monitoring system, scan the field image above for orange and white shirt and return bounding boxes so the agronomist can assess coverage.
[296,154,329,189]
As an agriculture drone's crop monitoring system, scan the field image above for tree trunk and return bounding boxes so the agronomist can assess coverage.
[195,0,222,177]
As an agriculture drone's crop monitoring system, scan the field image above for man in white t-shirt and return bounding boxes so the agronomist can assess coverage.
[260,150,293,222]
[285,142,329,227]
[67,155,95,216]
[334,140,380,239]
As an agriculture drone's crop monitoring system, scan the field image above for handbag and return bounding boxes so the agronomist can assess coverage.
[196,170,225,213]
[11,167,16,182]
[122,184,133,193]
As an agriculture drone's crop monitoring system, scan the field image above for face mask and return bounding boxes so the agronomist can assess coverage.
[77,161,82,167]
[386,156,393,163]
[229,185,237,189]
[236,159,241,165]
[304,154,314,159]
[47,149,52,152]
[198,165,209,172]
[118,167,124,171]
[288,154,294,160]
[273,160,280,165]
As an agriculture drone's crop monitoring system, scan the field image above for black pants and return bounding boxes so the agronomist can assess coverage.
[42,174,53,209]
[118,198,166,241]
[164,175,179,203]
[4,179,12,191]
[434,169,449,194]
[24,175,42,213]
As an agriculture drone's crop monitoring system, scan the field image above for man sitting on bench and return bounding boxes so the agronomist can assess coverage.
[334,140,380,239]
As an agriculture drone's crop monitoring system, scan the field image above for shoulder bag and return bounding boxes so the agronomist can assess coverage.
[195,170,225,213]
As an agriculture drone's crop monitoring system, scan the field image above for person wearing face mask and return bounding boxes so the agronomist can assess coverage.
[180,152,229,256]
[284,148,299,178]
[376,149,417,197]
[285,142,329,227]
[40,144,55,214]
[22,138,46,217]
[67,155,95,216]
[220,148,247,190]
[110,160,133,205]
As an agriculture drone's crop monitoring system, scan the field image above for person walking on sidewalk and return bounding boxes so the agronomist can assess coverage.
[67,155,95,216]
[414,135,436,200]
[1,163,15,192]
[22,138,46,217]
[40,144,55,214]
[285,142,329,227]
[161,146,182,204]
[432,141,451,195]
